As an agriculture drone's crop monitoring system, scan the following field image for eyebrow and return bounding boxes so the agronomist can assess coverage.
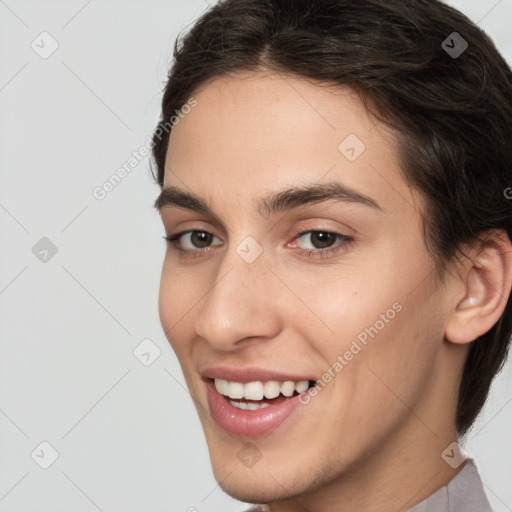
[153,182,382,217]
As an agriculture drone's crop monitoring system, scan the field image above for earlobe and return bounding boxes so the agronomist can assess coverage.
[445,230,512,345]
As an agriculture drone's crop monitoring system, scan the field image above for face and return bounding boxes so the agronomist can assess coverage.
[156,70,453,504]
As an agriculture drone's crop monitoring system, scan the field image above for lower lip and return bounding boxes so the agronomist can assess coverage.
[206,380,309,437]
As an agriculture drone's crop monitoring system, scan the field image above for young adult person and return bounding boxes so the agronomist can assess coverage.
[152,1,512,510]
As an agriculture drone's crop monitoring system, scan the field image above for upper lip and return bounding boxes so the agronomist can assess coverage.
[200,366,316,383]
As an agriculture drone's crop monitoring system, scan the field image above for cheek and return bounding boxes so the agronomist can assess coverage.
[280,261,401,353]
[341,270,444,420]
[312,237,441,352]
[297,245,444,393]
[301,279,445,455]
[158,260,201,354]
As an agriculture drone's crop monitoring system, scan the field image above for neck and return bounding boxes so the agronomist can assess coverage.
[266,420,465,512]
[264,342,469,512]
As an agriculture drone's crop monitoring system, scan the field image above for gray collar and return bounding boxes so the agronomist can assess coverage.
[407,458,493,512]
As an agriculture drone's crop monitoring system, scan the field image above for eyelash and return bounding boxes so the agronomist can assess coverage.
[163,229,353,260]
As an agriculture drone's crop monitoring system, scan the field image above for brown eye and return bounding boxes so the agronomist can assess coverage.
[296,231,345,250]
[189,231,214,248]
[309,231,337,249]
[292,230,354,259]
[164,230,223,251]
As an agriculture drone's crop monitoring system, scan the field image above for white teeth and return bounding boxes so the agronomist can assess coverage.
[264,380,281,399]
[280,381,295,397]
[229,399,271,410]
[214,379,228,395]
[227,381,244,399]
[214,378,311,401]
[294,380,309,393]
[244,381,264,400]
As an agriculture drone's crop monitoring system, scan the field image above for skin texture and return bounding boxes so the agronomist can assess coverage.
[156,69,512,511]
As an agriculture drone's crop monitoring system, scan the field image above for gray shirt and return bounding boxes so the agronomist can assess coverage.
[245,458,493,511]
[408,458,493,512]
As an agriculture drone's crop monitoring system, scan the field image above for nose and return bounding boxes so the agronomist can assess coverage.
[194,244,282,351]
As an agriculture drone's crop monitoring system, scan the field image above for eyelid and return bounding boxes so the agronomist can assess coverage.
[290,229,350,244]
[286,217,355,242]
[287,229,353,252]
[165,230,223,250]
[164,227,354,262]
[162,210,357,235]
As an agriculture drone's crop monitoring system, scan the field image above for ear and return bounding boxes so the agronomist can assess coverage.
[445,230,512,345]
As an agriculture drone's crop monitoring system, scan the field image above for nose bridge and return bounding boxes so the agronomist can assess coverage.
[194,237,279,349]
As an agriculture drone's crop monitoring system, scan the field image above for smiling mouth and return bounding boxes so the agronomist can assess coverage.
[213,378,317,409]
[205,376,319,437]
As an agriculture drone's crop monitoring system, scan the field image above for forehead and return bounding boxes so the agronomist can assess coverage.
[163,70,418,218]
[166,70,379,157]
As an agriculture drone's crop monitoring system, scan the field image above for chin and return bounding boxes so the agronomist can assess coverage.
[210,454,324,505]
[217,475,294,504]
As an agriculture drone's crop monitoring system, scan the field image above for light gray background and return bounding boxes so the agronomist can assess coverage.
[0,1,511,511]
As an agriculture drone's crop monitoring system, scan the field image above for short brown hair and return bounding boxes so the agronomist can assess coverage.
[151,0,512,438]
